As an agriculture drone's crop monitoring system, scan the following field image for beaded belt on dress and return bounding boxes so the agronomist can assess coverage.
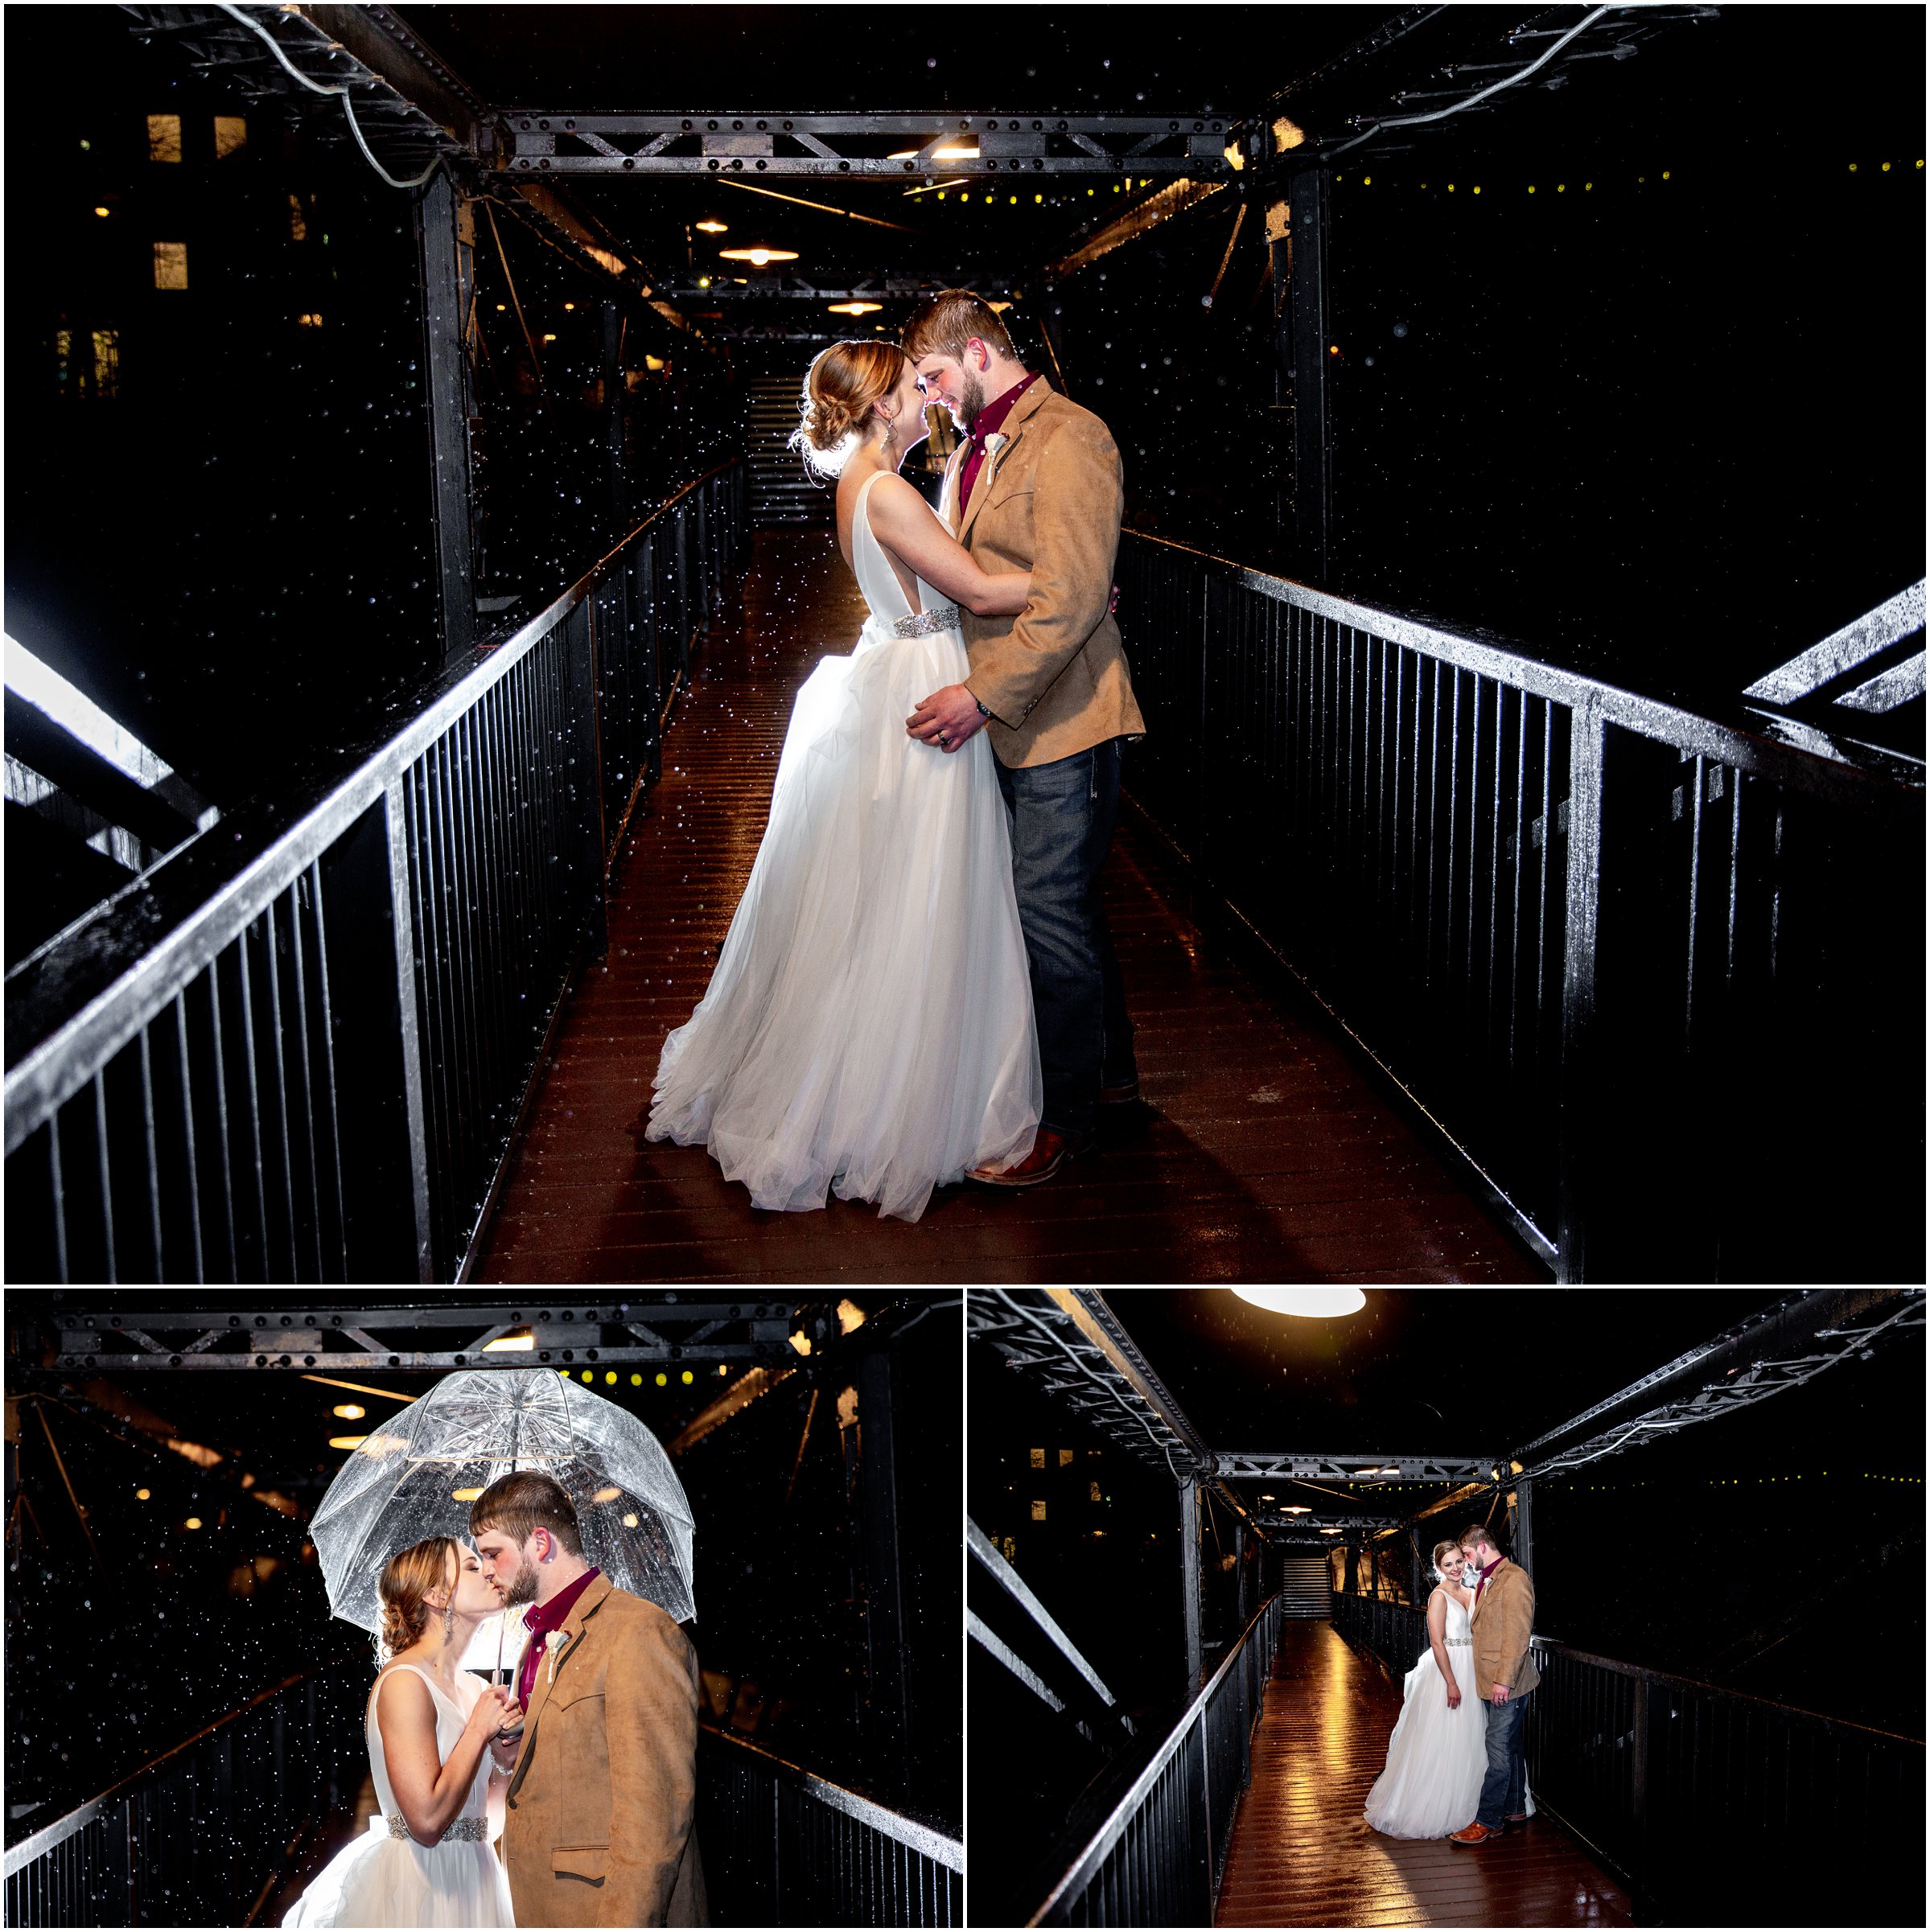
[892,606,961,637]
[1447,1638,1472,1646]
[387,1815,489,1841]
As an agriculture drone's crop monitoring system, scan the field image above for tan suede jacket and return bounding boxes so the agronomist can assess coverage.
[502,1576,707,1927]
[944,376,1147,768]
[1468,1558,1541,1700]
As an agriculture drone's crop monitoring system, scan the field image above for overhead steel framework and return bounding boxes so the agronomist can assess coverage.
[496,113,1229,180]
[1216,1452,1494,1486]
[40,1300,807,1372]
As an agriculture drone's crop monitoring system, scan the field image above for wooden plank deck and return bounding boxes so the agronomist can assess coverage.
[1216,1622,1634,1929]
[472,532,1546,1285]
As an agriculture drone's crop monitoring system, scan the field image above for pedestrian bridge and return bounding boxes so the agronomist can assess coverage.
[6,457,1918,1284]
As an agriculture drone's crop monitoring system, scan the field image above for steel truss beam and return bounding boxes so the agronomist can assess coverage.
[497,112,1229,181]
[1255,1515,1401,1531]
[1216,1453,1494,1485]
[120,3,464,183]
[664,277,1020,302]
[969,1289,1213,1481]
[45,1301,803,1372]
[1512,1289,1924,1480]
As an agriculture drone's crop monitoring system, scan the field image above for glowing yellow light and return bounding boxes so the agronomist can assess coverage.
[1881,161,1891,172]
[1363,175,1372,186]
[790,1331,813,1356]
[886,144,978,161]
[1585,182,1593,190]
[563,301,575,310]
[541,332,557,342]
[828,302,883,315]
[1558,183,1566,192]
[580,1371,593,1383]
[644,354,665,371]
[697,276,710,288]
[719,246,798,265]
[1034,193,1043,203]
[1849,162,1858,172]
[936,191,945,200]
[484,1333,533,1352]
[621,1512,639,1528]
[680,1370,694,1384]
[331,1404,365,1420]
[592,1486,621,1503]
[184,1517,203,1530]
[496,303,507,311]
[655,1372,669,1386]
[93,205,110,218]
[328,1436,367,1449]
[1472,185,1481,195]
[695,219,728,233]
[604,1371,617,1384]
[1328,344,1339,356]
[1661,171,1671,180]
[135,1488,151,1500]
[451,1486,483,1502]
[1447,183,1455,192]
[1528,184,1536,194]
[631,1373,643,1386]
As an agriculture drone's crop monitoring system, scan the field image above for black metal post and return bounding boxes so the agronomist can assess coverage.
[414,171,475,659]
[1180,1482,1203,1693]
[857,1346,911,1802]
[1409,1528,1425,1608]
[1286,165,1333,582]
[602,298,629,541]
[1514,1477,1534,1579]
[1235,1523,1249,1628]
[1343,1539,1360,1597]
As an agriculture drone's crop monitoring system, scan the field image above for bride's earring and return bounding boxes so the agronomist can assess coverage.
[442,1599,455,1646]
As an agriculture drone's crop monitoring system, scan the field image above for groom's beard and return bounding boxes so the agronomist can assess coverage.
[953,368,986,433]
[498,1564,539,1609]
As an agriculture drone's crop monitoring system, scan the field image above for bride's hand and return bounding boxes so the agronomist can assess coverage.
[493,1696,525,1738]
[464,1684,516,1743]
[1445,1682,1462,1710]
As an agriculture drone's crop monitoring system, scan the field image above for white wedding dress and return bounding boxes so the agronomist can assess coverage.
[647,469,1041,1220]
[284,1664,514,1927]
[1363,1590,1537,1839]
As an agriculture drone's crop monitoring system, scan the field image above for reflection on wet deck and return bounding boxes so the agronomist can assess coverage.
[1216,1622,1633,1928]
[473,532,1546,1285]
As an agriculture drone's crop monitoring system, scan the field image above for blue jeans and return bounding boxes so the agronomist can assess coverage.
[995,738,1136,1139]
[1477,1689,1529,1827]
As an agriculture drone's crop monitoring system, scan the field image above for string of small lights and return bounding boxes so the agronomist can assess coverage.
[1331,160,1924,192]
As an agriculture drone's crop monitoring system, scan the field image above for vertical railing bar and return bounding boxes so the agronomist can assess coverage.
[305,860,349,1280]
[1558,703,1605,1280]
[205,963,238,1277]
[1509,695,1528,1073]
[285,874,324,1280]
[93,1071,119,1283]
[173,992,206,1284]
[261,894,300,1282]
[435,723,482,1213]
[1488,680,1504,1045]
[476,682,513,1138]
[138,1025,164,1280]
[234,920,272,1276]
[385,778,436,1282]
[1536,702,1553,1029]
[1725,768,1743,990]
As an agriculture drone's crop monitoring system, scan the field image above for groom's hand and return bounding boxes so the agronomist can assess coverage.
[1491,1685,1511,1704]
[906,684,986,753]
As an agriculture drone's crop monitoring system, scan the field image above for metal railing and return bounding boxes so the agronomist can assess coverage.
[1,1662,367,1927]
[1117,533,1925,1282]
[1331,1591,1925,1926]
[697,1729,962,1928]
[1031,1591,1286,1926]
[4,460,747,1284]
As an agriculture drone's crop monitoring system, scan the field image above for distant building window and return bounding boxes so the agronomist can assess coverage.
[1029,1448,1045,1469]
[152,242,188,290]
[91,330,121,399]
[55,328,72,392]
[1089,1481,1102,1503]
[1058,1449,1075,1467]
[146,114,182,164]
[296,314,323,328]
[287,194,308,242]
[213,115,247,159]
[1030,1500,1047,1521]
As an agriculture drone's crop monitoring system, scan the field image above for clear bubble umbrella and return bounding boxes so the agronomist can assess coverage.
[310,1367,697,1679]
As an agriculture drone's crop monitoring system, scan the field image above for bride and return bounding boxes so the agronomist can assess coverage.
[647,339,1041,1220]
[285,1539,521,1927]
[1364,1539,1535,1839]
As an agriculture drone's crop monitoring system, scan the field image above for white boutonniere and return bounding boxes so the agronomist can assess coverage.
[981,431,1010,479]
[545,1629,570,1685]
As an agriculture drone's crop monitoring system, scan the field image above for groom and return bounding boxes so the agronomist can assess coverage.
[1448,1522,1539,1846]
[472,1471,706,1925]
[902,289,1146,1185]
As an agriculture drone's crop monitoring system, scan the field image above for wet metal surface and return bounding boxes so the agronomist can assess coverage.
[474,532,1542,1285]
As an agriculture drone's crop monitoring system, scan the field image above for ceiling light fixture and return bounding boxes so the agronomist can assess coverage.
[828,301,883,315]
[719,246,799,266]
[887,143,979,162]
[694,219,728,233]
[483,1332,534,1353]
[1232,1289,1367,1318]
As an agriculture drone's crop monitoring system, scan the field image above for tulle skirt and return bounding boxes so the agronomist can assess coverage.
[648,616,1040,1221]
[282,1816,514,1927]
[1363,1644,1537,1839]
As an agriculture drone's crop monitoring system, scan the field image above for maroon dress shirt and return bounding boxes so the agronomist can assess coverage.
[515,1565,600,1712]
[956,372,1042,515]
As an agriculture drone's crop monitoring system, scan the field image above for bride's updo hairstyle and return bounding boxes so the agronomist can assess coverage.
[376,1535,459,1663]
[1430,1538,1463,1583]
[791,340,908,479]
